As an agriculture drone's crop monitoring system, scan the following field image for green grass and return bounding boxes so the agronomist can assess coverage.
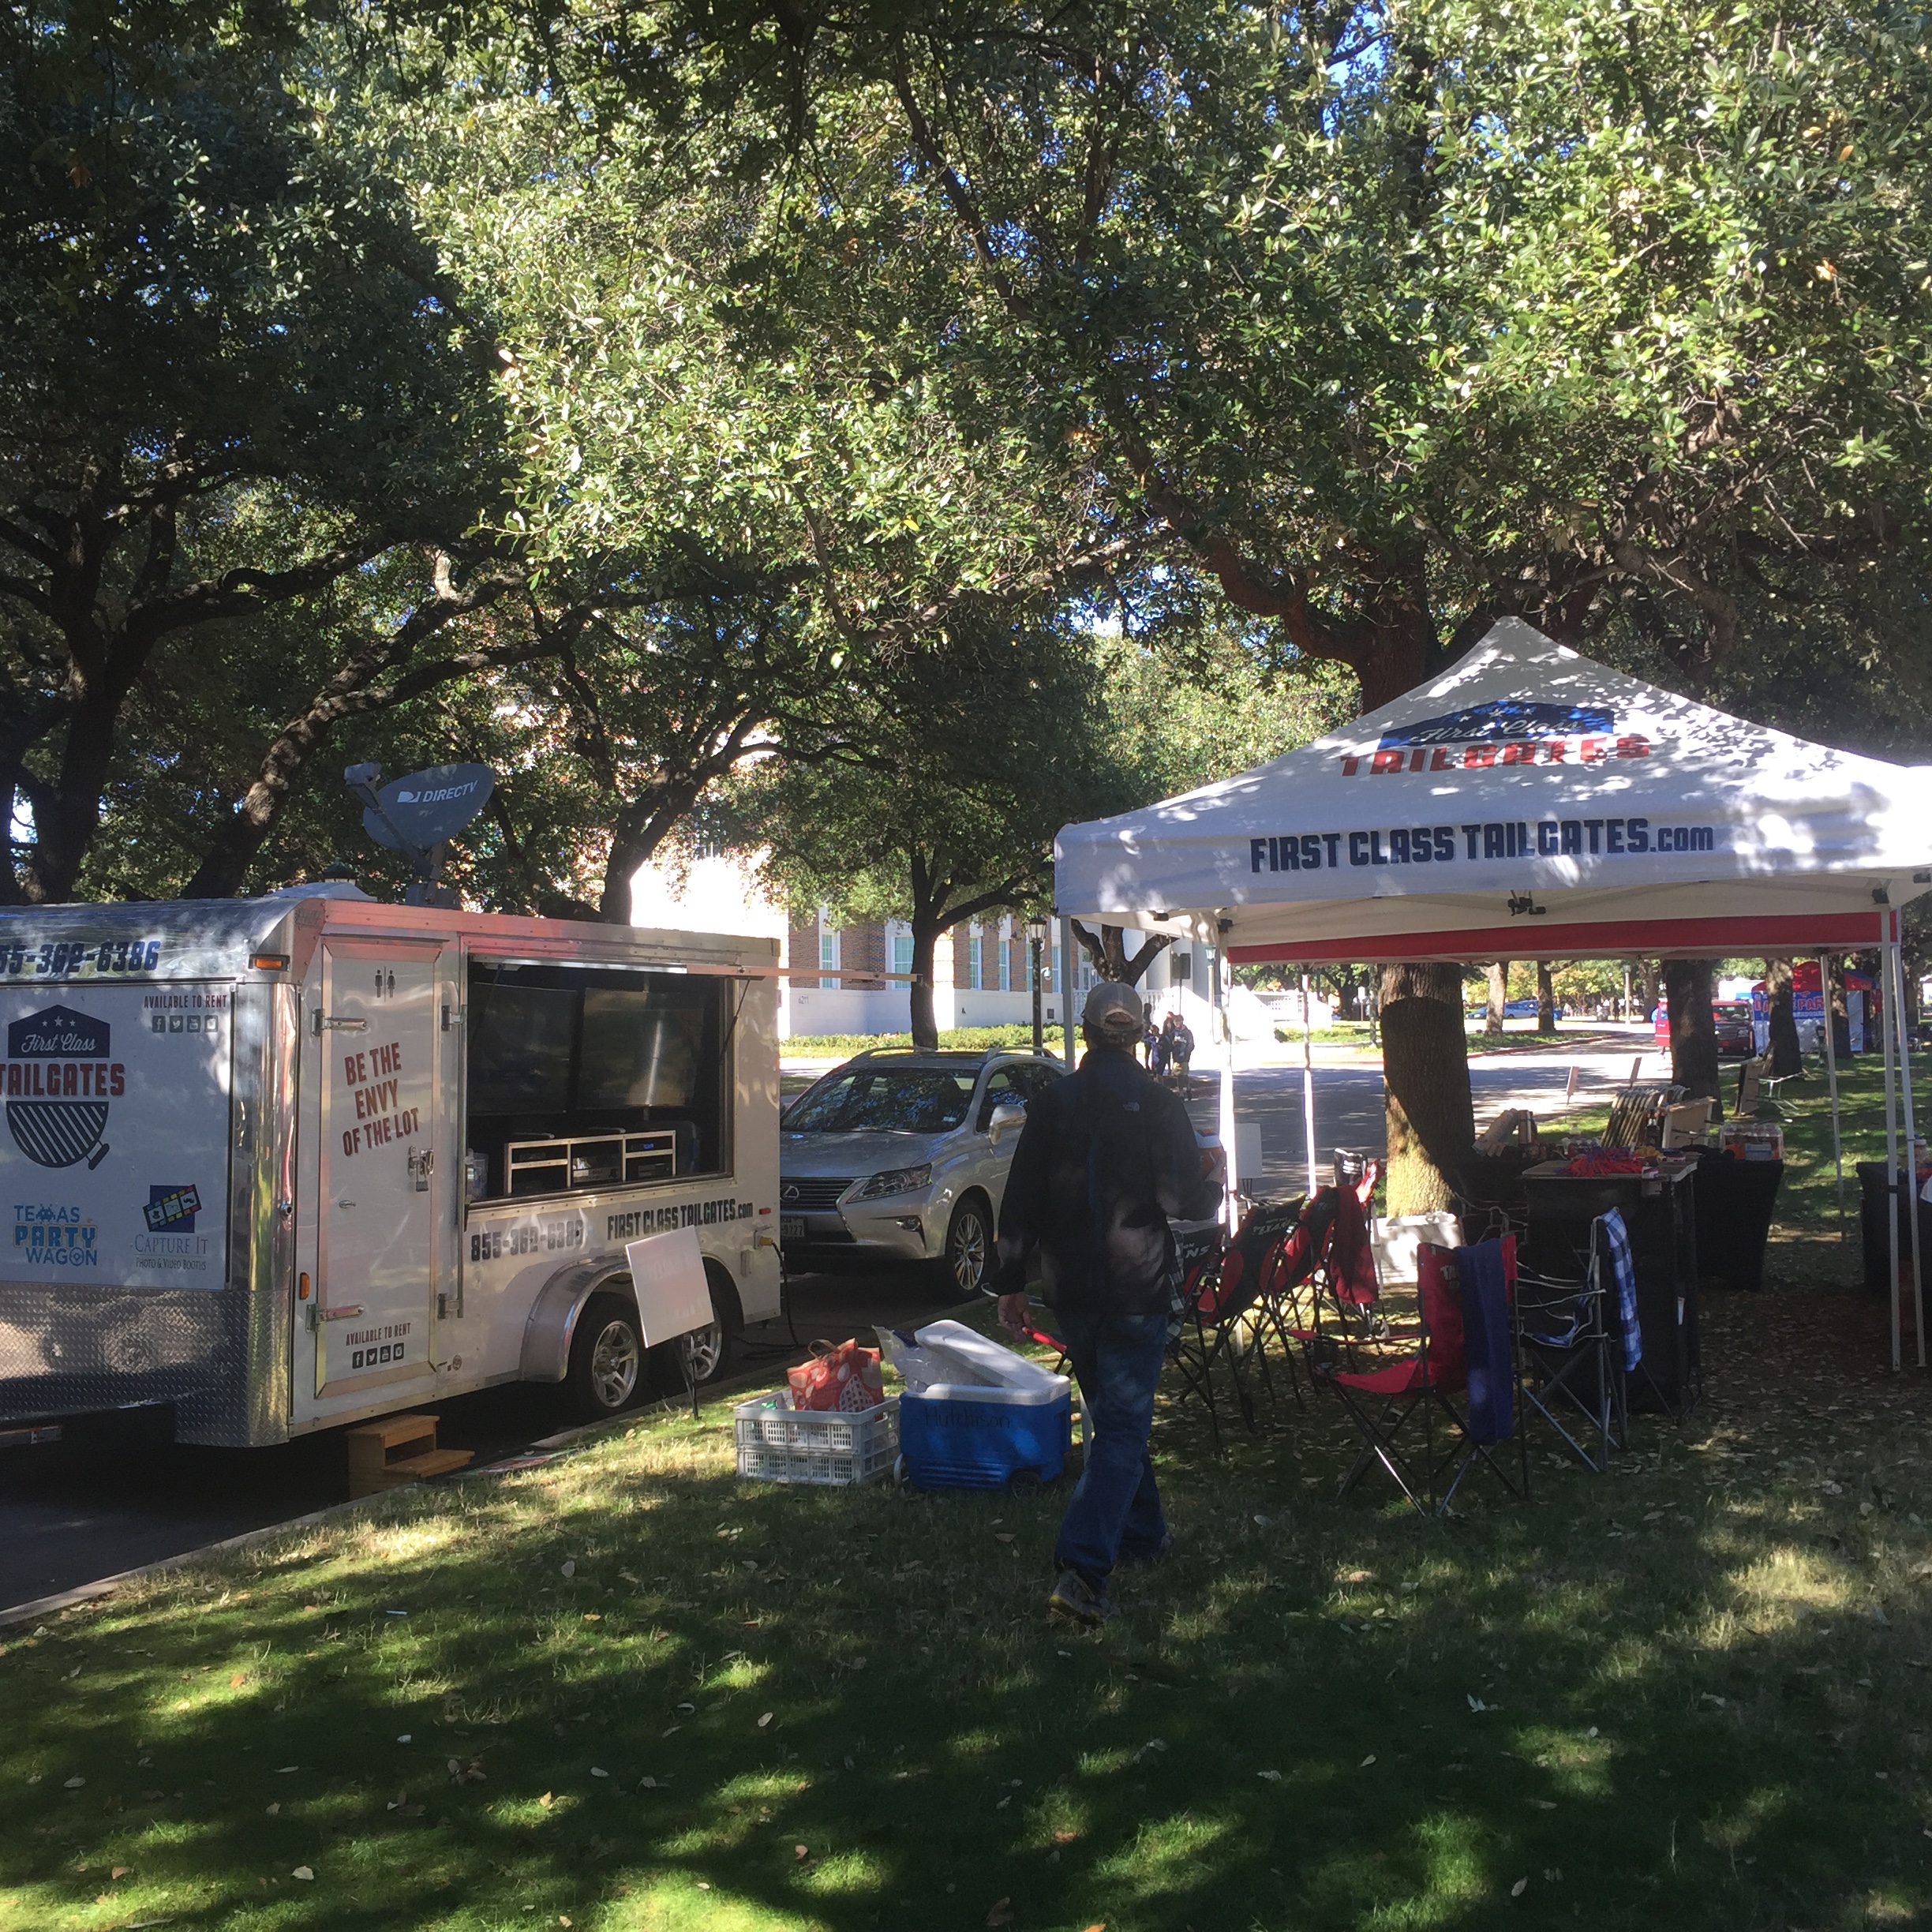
[784,1027,1046,1060]
[1745,1050,1932,1228]
[7,1271,1932,1931]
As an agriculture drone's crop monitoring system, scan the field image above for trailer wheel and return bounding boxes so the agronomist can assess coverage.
[564,1294,646,1421]
[651,1261,743,1393]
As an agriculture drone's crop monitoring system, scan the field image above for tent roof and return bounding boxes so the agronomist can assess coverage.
[1053,620,1932,963]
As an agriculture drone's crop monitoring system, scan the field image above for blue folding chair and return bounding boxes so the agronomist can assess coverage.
[1514,1211,1633,1472]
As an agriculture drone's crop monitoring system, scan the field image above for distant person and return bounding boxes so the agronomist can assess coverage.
[1170,1014,1196,1096]
[994,982,1224,1626]
[1153,1013,1176,1079]
[1142,1005,1159,1069]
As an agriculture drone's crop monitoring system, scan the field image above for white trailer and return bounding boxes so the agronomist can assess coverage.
[0,888,781,1444]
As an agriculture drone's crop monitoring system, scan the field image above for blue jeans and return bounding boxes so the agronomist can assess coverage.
[1054,1309,1169,1590]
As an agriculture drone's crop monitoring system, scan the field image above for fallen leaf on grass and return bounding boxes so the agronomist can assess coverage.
[1528,1799,1556,1811]
[987,1901,1014,1928]
[62,1776,84,1789]
[111,1866,131,1879]
[590,1766,609,1779]
[229,1673,248,1688]
[1054,1829,1080,1844]
[292,1866,314,1881]
[757,1712,773,1728]
[265,1803,279,1816]
[1344,1569,1375,1584]
[561,1561,576,1578]
[794,1844,810,1861]
[1511,1877,1527,1897]
[1256,1769,1284,1782]
[1359,1754,1376,1768]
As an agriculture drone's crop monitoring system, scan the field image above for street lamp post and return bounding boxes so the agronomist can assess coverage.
[1028,917,1047,1056]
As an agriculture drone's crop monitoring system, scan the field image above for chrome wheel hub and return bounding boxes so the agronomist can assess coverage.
[678,1320,724,1384]
[589,1319,641,1410]
[949,1211,988,1294]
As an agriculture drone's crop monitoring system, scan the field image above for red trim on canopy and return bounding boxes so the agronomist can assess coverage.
[1226,910,1888,966]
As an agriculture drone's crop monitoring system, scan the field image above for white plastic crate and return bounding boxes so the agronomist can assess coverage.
[734,1392,898,1486]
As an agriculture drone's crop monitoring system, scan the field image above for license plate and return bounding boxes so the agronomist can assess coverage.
[781,1216,807,1240]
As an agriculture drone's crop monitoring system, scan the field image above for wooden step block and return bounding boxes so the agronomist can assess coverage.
[350,1411,440,1451]
[346,1411,447,1498]
[383,1447,474,1482]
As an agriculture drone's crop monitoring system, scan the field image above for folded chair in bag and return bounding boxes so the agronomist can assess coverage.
[1275,1163,1384,1372]
[1514,1216,1623,1473]
[1318,1237,1526,1516]
[1169,1200,1306,1450]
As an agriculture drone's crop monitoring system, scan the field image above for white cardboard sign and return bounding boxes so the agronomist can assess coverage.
[624,1227,714,1345]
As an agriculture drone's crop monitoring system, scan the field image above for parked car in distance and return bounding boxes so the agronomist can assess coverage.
[1502,997,1562,1020]
[778,1048,1066,1296]
[1713,1001,1756,1058]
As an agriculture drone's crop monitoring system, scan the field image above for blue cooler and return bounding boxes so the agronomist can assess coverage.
[897,1380,1073,1492]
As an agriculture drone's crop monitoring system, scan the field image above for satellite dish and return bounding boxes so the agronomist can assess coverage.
[343,762,495,907]
[355,763,494,852]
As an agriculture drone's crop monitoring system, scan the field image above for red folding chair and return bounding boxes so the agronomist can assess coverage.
[1275,1161,1386,1372]
[1167,1200,1306,1450]
[1316,1237,1527,1516]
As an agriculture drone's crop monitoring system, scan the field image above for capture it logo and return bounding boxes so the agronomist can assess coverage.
[4,1006,122,1170]
[144,1184,200,1234]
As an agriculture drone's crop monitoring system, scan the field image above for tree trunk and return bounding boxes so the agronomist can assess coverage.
[1639,959,1661,1025]
[1765,958,1803,1076]
[1536,960,1555,1032]
[1486,961,1507,1035]
[1380,961,1475,1214]
[908,914,942,1052]
[1070,919,1172,987]
[1664,958,1720,1102]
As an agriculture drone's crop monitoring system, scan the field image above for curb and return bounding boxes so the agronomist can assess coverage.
[0,1296,994,1630]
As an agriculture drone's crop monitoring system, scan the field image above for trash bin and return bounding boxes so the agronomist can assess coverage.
[1857,1162,1932,1294]
[1691,1151,1782,1291]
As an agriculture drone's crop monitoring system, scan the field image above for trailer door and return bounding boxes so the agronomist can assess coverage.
[315,941,444,1397]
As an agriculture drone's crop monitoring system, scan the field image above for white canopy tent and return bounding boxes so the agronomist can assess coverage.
[1054,620,1932,1365]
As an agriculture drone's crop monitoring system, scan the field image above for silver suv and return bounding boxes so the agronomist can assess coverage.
[778,1049,1066,1296]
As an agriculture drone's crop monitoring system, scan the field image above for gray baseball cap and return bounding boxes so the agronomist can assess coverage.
[1082,981,1144,1035]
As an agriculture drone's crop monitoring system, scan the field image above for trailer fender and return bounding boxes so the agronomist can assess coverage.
[520,1261,637,1385]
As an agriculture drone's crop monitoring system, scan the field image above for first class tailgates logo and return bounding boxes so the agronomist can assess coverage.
[3,1005,122,1170]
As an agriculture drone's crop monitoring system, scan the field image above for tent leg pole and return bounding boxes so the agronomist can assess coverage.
[1893,930,1926,1367]
[1301,970,1319,1198]
[1216,945,1238,1232]
[1058,917,1077,1070]
[1884,930,1902,1372]
[1821,952,1845,1243]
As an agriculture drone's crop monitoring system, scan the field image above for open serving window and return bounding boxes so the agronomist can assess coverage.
[463,960,733,1202]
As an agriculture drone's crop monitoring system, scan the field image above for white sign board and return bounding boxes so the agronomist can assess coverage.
[0,983,231,1289]
[624,1227,713,1345]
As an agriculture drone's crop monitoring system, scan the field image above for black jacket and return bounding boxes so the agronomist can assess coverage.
[993,1045,1222,1316]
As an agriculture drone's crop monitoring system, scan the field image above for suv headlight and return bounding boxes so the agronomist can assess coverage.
[854,1163,933,1200]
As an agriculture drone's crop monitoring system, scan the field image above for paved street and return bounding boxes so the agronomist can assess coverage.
[1189,1024,1675,1195]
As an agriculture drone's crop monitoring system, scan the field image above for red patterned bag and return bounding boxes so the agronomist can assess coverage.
[787,1338,886,1413]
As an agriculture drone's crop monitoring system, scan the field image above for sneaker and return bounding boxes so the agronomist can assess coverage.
[1048,1568,1115,1626]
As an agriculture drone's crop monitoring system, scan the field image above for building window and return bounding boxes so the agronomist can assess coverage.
[968,930,983,990]
[999,923,1012,992]
[893,931,914,977]
[819,925,840,975]
[1051,944,1062,993]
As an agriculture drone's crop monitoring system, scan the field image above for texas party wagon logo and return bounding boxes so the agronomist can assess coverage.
[4,1005,122,1170]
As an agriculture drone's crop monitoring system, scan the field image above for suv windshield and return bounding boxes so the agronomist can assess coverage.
[785,1066,978,1135]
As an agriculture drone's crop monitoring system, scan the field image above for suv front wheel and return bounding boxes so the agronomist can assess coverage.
[938,1195,994,1301]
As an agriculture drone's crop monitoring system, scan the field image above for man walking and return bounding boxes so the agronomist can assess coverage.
[994,982,1224,1625]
